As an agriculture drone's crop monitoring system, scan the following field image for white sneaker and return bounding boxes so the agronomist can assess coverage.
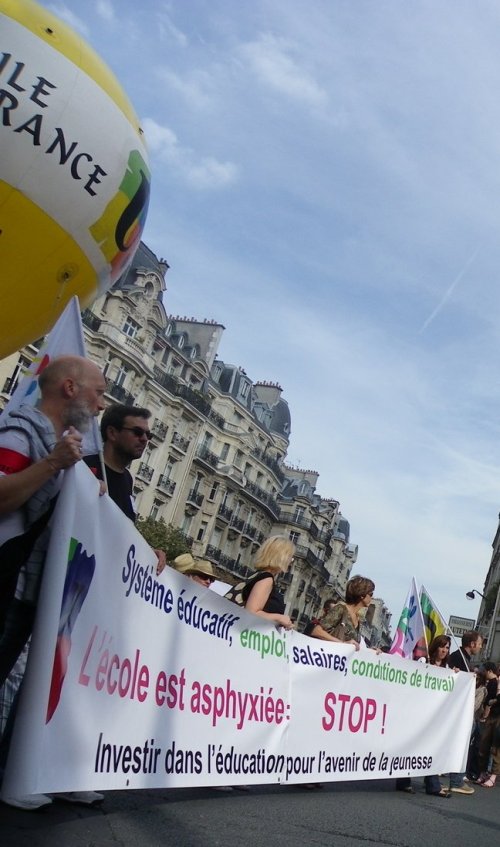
[1,792,53,810]
[55,791,104,805]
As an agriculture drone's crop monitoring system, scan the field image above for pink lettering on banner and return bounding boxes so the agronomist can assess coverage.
[321,693,381,733]
[79,625,150,702]
[155,668,187,710]
[189,677,287,729]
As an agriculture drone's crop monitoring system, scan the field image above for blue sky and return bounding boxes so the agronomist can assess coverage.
[45,0,500,627]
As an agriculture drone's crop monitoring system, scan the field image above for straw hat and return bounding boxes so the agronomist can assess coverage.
[185,559,214,578]
[173,553,196,573]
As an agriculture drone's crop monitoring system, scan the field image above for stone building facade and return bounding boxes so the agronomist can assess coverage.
[474,514,500,660]
[0,242,391,643]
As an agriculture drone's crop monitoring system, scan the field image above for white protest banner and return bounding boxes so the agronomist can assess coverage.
[2,465,475,795]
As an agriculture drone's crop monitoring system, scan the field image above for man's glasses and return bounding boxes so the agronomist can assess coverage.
[120,426,153,440]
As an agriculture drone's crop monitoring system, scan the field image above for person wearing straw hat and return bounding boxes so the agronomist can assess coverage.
[172,554,215,588]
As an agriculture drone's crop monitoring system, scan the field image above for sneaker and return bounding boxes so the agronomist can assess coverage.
[449,784,475,795]
[55,791,104,805]
[1,792,53,810]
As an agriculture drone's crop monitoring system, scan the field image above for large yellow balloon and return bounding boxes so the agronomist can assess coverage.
[0,0,150,357]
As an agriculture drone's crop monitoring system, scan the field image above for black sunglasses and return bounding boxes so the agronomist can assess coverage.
[120,426,153,440]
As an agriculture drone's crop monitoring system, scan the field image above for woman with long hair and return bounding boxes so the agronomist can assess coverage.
[424,634,452,797]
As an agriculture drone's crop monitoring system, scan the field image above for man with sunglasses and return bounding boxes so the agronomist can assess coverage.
[84,404,152,522]
[84,405,166,579]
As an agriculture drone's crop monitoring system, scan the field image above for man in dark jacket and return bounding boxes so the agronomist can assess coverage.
[447,630,483,795]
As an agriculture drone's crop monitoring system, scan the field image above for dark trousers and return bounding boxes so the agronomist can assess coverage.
[0,600,35,687]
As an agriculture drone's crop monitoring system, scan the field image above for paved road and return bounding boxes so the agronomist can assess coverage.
[1,778,499,847]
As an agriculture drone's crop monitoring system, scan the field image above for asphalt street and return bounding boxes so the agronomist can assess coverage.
[1,778,499,847]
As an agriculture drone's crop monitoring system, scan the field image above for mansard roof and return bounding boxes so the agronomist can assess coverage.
[114,242,168,295]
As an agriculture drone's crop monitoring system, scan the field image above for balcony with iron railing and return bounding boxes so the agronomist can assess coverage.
[279,510,312,532]
[306,548,322,570]
[137,462,154,483]
[170,431,190,454]
[153,367,180,395]
[228,516,245,534]
[157,475,176,496]
[216,503,234,523]
[205,544,222,562]
[81,309,102,332]
[205,546,249,577]
[151,419,168,440]
[250,447,285,483]
[186,489,204,508]
[227,559,252,578]
[241,523,257,540]
[208,408,225,429]
[195,444,219,469]
[175,383,212,416]
[106,379,136,406]
[309,523,332,544]
[243,481,280,520]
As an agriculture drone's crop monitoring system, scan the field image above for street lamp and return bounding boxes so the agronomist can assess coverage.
[466,589,485,600]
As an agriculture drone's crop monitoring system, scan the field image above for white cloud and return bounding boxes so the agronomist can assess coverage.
[156,68,213,110]
[142,117,238,190]
[240,33,328,108]
[187,158,238,190]
[157,7,188,47]
[96,0,115,22]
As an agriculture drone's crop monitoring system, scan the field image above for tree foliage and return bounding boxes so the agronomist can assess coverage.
[136,516,191,561]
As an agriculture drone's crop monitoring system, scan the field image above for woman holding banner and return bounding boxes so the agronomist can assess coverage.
[242,536,295,629]
[424,635,452,797]
[320,575,375,645]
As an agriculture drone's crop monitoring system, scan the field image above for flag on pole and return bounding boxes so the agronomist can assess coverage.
[0,296,101,454]
[413,585,447,659]
[389,577,424,658]
[420,585,447,643]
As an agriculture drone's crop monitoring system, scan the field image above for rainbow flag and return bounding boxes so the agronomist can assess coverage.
[413,585,447,659]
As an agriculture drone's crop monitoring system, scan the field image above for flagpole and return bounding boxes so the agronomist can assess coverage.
[98,449,108,493]
[415,578,429,654]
